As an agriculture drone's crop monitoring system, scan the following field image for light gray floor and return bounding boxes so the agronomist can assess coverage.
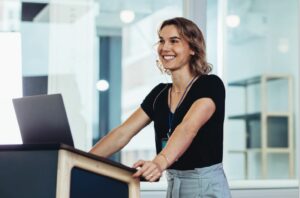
[141,188,298,198]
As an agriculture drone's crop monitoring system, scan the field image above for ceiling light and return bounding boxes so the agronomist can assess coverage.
[120,10,135,24]
[96,79,109,92]
[226,15,240,28]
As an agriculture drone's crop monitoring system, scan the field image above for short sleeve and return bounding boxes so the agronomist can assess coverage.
[141,83,167,120]
[195,75,225,110]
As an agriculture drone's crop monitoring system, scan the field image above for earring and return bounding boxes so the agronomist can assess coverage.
[156,59,164,73]
[156,59,171,75]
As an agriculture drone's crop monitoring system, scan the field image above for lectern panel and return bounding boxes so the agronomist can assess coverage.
[0,150,58,198]
[70,167,129,198]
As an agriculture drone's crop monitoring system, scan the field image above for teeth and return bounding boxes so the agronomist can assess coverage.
[163,55,175,60]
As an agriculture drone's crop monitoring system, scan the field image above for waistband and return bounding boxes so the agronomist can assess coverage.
[167,163,224,179]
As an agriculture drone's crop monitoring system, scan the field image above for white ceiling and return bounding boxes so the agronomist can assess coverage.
[20,0,180,36]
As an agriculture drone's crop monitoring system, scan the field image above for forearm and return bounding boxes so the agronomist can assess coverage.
[152,123,197,170]
[90,108,151,158]
[90,127,130,158]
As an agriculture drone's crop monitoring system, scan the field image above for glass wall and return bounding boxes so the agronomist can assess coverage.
[207,0,299,180]
[10,0,183,152]
[20,0,98,150]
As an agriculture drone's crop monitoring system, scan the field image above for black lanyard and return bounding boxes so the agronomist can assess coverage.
[167,76,197,138]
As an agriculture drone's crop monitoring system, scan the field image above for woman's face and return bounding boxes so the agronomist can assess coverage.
[157,25,194,73]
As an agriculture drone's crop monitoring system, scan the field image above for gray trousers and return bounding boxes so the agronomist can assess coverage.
[166,163,231,198]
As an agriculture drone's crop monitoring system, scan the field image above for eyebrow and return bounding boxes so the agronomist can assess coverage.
[159,36,181,40]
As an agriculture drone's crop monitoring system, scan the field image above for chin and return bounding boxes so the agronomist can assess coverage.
[163,63,175,69]
[163,67,174,72]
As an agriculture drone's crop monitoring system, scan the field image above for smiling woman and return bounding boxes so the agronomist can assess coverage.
[90,17,231,198]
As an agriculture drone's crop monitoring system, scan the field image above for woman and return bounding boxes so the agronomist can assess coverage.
[90,17,231,198]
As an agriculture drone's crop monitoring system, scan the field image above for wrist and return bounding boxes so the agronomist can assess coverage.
[158,153,170,166]
[153,153,169,171]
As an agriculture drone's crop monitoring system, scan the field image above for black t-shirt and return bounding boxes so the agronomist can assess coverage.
[141,74,225,170]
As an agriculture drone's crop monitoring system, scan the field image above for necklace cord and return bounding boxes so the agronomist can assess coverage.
[167,76,198,137]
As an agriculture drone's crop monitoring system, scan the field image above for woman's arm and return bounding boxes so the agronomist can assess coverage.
[158,97,216,163]
[133,97,216,181]
[90,107,151,158]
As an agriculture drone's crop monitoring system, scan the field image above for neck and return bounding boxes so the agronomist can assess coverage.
[171,71,195,93]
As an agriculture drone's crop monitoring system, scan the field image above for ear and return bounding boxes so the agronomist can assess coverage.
[190,51,195,55]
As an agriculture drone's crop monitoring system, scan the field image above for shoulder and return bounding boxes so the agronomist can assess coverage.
[148,83,169,95]
[141,83,169,119]
[191,74,225,103]
[154,83,168,90]
[190,75,225,112]
[200,74,223,83]
[142,83,169,102]
[196,74,225,89]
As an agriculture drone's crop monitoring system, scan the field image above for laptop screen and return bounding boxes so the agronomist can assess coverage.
[12,94,74,147]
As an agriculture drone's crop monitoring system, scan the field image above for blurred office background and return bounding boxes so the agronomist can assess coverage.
[0,0,299,197]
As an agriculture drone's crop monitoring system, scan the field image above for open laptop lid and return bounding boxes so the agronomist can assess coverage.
[12,94,74,147]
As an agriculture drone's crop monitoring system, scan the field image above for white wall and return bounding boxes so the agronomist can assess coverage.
[0,32,22,144]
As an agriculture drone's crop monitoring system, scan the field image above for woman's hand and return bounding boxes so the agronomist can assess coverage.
[132,160,164,182]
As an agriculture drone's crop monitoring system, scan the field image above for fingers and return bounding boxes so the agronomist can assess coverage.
[132,160,145,177]
[132,160,146,178]
[142,165,157,180]
[145,168,162,182]
[132,160,163,181]
[133,160,151,178]
[133,160,145,168]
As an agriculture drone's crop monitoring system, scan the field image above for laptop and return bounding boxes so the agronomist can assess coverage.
[12,93,74,147]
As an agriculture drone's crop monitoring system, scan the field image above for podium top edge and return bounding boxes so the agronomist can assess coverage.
[0,143,137,173]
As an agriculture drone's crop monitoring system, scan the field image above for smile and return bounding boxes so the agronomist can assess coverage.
[163,55,176,60]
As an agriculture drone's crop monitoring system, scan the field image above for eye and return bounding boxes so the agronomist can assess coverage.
[170,39,179,44]
[158,39,165,44]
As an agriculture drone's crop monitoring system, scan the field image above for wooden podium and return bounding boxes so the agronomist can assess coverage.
[0,144,140,198]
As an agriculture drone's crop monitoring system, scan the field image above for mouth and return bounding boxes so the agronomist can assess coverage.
[162,55,176,61]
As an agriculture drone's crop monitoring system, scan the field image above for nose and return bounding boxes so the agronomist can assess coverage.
[160,41,171,52]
